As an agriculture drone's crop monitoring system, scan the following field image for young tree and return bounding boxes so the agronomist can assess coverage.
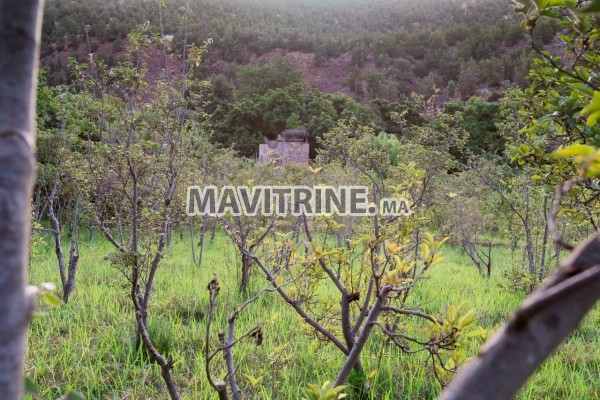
[204,277,275,400]
[457,58,480,99]
[217,166,277,292]
[70,26,211,399]
[233,122,486,397]
[47,166,80,303]
[37,87,83,302]
[447,80,456,99]
[440,173,494,278]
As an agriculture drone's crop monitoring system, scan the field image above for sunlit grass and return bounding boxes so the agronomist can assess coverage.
[25,231,599,399]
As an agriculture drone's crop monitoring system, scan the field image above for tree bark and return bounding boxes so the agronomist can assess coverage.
[224,322,242,400]
[215,381,229,400]
[240,252,251,293]
[198,215,207,268]
[539,196,550,280]
[48,182,66,290]
[190,218,197,264]
[0,0,44,398]
[439,234,600,400]
[63,236,79,303]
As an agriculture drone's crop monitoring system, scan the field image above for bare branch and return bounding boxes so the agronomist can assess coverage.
[93,217,126,253]
[245,250,350,355]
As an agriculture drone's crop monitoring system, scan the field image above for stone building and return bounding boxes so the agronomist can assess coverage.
[257,130,310,165]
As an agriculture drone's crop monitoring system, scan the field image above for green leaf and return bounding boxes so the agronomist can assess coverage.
[59,392,86,400]
[554,144,596,158]
[43,292,62,308]
[537,113,557,124]
[581,91,600,126]
[24,377,39,394]
[243,374,263,386]
[446,358,456,370]
[67,392,86,400]
[588,111,600,126]
[570,83,595,97]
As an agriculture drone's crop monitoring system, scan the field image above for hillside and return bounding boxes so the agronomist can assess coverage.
[40,0,555,101]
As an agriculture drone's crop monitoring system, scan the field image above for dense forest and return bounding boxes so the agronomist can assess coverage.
[0,0,598,399]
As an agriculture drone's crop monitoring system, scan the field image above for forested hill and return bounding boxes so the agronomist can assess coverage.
[43,0,517,55]
[40,0,558,100]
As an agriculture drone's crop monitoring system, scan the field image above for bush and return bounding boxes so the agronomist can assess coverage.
[499,265,537,294]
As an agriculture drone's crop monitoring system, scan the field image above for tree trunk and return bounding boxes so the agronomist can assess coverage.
[48,190,66,290]
[335,286,391,387]
[224,322,242,400]
[524,227,536,277]
[33,185,42,221]
[198,215,207,268]
[190,218,196,265]
[48,173,79,303]
[439,234,600,400]
[166,224,172,246]
[486,240,492,278]
[539,196,550,280]
[523,183,536,277]
[63,236,79,303]
[0,1,44,398]
[215,381,229,400]
[240,252,251,293]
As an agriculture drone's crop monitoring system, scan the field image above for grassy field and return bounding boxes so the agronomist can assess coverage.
[25,231,600,399]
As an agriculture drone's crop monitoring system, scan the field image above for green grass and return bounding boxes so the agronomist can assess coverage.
[26,232,600,399]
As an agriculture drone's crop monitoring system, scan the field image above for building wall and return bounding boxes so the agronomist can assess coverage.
[258,141,309,165]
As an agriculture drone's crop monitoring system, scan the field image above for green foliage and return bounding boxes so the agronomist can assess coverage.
[499,264,538,294]
[581,91,600,127]
[41,0,531,94]
[554,143,600,177]
[457,58,481,99]
[347,367,368,400]
[24,377,39,395]
[580,0,600,13]
[447,80,456,99]
[427,301,487,384]
[303,381,347,400]
[236,59,304,99]
[504,0,600,247]
[461,97,503,156]
[371,132,401,166]
[212,83,374,157]
[59,391,86,400]
[478,57,506,87]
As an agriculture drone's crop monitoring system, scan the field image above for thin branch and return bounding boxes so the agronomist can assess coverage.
[381,306,439,323]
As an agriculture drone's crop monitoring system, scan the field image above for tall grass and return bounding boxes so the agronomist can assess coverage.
[25,232,599,399]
